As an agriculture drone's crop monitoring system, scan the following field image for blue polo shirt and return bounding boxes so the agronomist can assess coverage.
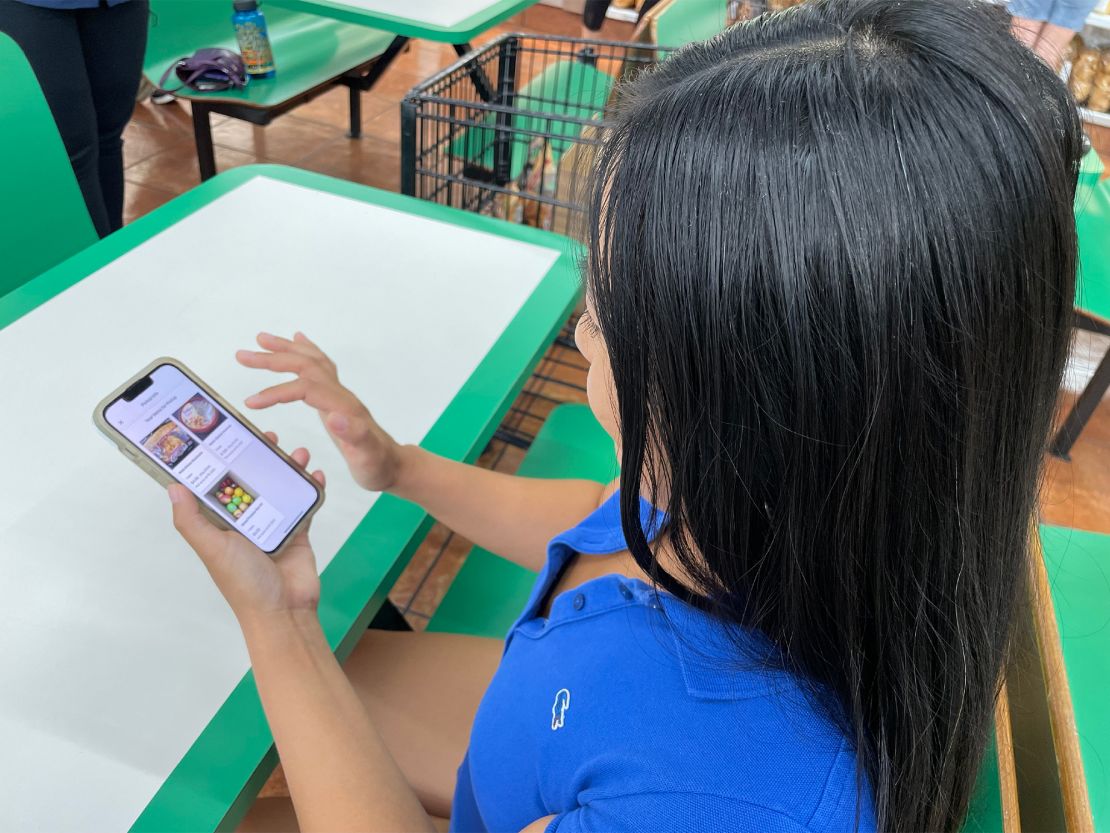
[451,491,875,833]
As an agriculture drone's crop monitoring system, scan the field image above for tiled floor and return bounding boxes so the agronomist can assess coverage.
[118,4,1110,633]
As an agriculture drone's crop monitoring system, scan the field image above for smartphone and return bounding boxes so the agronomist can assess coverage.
[94,359,324,555]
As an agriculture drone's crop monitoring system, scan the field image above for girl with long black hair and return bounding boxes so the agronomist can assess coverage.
[167,1,1084,830]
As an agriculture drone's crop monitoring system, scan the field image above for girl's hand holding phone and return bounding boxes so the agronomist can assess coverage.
[237,332,403,494]
[172,331,397,627]
[169,438,326,628]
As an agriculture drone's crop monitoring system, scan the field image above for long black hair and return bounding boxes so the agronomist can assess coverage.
[585,1,1083,830]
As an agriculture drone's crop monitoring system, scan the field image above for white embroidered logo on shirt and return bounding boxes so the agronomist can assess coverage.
[551,688,571,731]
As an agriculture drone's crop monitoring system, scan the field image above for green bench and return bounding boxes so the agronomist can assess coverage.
[650,0,733,49]
[424,403,1013,831]
[1033,525,1110,831]
[144,0,404,180]
[0,34,97,297]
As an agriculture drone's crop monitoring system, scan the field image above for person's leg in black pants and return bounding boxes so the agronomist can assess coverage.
[0,0,147,237]
[76,0,149,234]
[582,0,613,32]
[0,3,107,234]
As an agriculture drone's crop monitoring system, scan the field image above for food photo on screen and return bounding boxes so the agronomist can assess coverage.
[175,393,226,440]
[208,473,258,522]
[140,420,198,470]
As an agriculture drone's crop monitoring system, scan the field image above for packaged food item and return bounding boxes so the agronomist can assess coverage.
[1077,47,1101,68]
[1088,87,1110,112]
[727,0,756,24]
[1071,75,1093,104]
[1066,35,1084,65]
[507,137,556,230]
[1073,60,1098,82]
[1097,73,1110,92]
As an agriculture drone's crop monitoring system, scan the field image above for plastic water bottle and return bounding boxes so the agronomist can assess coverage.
[232,0,276,79]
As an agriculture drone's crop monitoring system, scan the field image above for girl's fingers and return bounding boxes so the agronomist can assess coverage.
[236,349,309,374]
[293,331,321,350]
[290,447,310,468]
[245,380,308,409]
[311,469,326,487]
[246,381,354,428]
[256,332,320,359]
[264,431,278,444]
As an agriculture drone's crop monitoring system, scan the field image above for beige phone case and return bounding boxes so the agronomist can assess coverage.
[92,357,324,555]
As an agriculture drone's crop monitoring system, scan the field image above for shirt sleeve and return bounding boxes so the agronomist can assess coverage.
[545,792,813,833]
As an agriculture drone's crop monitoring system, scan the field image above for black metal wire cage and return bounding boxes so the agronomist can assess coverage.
[400,33,677,235]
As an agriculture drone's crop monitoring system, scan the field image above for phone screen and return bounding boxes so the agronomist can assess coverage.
[103,363,320,554]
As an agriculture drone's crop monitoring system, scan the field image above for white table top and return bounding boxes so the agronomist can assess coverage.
[269,0,536,38]
[0,174,560,831]
[302,0,506,29]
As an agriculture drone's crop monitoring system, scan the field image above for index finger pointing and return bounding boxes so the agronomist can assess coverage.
[236,349,311,374]
[245,379,351,414]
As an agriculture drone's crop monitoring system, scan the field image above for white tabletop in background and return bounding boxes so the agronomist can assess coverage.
[0,175,559,831]
[289,0,508,29]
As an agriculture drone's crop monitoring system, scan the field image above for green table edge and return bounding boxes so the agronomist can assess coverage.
[267,0,537,42]
[0,164,580,832]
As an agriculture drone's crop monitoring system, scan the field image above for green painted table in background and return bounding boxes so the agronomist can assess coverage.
[266,0,542,105]
[267,0,539,43]
[0,164,578,832]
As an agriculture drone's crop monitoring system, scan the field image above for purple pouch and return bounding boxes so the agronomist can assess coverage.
[157,48,249,94]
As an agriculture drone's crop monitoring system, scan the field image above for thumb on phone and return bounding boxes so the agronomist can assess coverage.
[168,484,225,560]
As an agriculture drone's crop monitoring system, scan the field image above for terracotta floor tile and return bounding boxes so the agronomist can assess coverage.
[1041,385,1110,534]
[491,442,527,474]
[130,98,229,134]
[512,4,635,39]
[257,764,288,798]
[122,182,177,225]
[127,145,259,194]
[362,71,430,105]
[123,121,188,169]
[389,523,453,609]
[535,355,589,389]
[386,39,458,82]
[294,86,395,132]
[408,532,477,618]
[210,115,348,165]
[129,99,195,134]
[297,135,400,192]
[475,438,509,470]
[362,102,401,145]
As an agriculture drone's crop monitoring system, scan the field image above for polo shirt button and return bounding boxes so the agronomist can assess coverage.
[619,584,633,600]
[573,593,586,611]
